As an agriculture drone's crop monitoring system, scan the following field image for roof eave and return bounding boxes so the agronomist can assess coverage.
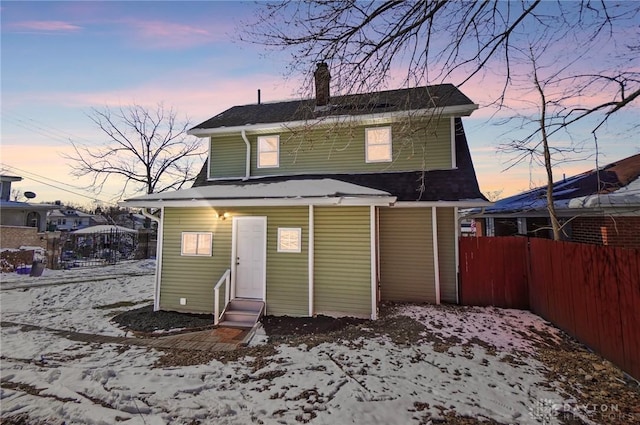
[394,199,493,208]
[120,195,397,208]
[188,104,479,137]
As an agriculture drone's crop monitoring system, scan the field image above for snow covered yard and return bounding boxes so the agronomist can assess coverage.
[1,261,638,425]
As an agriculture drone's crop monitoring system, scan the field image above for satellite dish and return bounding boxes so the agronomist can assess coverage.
[24,191,36,199]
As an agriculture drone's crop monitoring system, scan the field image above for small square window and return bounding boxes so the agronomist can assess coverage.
[258,135,279,168]
[181,232,213,256]
[365,126,392,163]
[277,228,301,253]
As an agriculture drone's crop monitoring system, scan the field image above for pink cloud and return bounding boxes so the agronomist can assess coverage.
[9,20,82,32]
[20,70,301,125]
[122,19,226,49]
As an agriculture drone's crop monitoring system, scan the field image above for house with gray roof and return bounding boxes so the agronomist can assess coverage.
[469,154,640,248]
[123,63,489,326]
[0,175,56,233]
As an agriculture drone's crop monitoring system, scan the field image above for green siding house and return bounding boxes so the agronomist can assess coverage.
[123,63,490,323]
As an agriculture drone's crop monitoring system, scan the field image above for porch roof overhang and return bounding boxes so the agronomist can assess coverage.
[120,178,397,208]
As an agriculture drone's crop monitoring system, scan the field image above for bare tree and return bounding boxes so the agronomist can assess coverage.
[483,190,503,203]
[11,188,24,202]
[242,2,639,113]
[243,1,639,237]
[66,103,205,200]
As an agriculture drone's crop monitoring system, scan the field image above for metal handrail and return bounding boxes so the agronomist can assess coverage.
[213,269,231,326]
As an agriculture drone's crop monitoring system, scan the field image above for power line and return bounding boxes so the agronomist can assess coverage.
[0,109,97,147]
[0,163,111,203]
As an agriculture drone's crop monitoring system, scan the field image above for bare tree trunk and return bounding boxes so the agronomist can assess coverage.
[534,68,562,240]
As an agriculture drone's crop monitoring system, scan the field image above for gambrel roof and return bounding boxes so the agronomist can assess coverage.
[190,84,476,133]
[126,81,489,207]
[192,118,488,203]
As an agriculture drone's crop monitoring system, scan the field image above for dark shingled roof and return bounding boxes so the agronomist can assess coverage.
[192,118,487,202]
[480,153,640,214]
[190,84,475,131]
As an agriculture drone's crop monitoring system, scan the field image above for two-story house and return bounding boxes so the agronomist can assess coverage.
[47,208,96,231]
[123,63,489,325]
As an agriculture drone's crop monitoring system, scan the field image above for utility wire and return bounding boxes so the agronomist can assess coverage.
[1,109,97,147]
[0,163,110,203]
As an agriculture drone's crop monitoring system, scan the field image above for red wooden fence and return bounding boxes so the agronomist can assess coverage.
[459,236,640,381]
[459,237,529,309]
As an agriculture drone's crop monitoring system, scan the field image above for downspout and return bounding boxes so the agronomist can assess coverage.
[142,208,162,311]
[241,129,251,181]
[141,208,160,224]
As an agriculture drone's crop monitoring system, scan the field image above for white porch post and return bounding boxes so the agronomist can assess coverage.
[454,207,460,304]
[432,207,441,305]
[153,207,165,311]
[370,206,378,319]
[308,205,315,317]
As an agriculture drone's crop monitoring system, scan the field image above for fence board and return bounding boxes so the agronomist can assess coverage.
[459,237,528,309]
[459,236,640,380]
[617,248,640,379]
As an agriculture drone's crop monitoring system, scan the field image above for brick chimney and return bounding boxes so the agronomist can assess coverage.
[314,62,331,107]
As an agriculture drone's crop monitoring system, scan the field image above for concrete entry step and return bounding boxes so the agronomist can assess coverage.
[219,299,264,329]
[227,299,264,313]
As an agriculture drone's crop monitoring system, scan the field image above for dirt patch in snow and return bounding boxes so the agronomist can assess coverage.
[111,304,214,334]
[109,303,640,425]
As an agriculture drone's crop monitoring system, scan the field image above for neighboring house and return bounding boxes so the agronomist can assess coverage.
[114,212,151,230]
[90,214,110,227]
[47,208,96,231]
[123,63,489,321]
[470,154,640,248]
[0,175,55,233]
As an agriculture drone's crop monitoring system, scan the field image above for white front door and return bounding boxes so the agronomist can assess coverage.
[233,217,266,299]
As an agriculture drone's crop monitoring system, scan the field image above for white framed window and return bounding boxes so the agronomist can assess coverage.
[365,126,392,163]
[277,228,301,253]
[181,232,213,256]
[257,135,279,168]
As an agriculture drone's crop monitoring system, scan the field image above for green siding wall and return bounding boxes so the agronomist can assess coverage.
[379,208,436,303]
[261,207,309,316]
[208,118,452,178]
[210,135,246,179]
[161,208,232,313]
[437,208,458,304]
[314,206,372,317]
[159,207,309,315]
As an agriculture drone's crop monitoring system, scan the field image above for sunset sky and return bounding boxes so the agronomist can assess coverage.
[2,1,638,208]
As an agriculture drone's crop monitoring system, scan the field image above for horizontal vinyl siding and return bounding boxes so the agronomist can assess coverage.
[230,208,309,316]
[161,207,231,313]
[379,208,436,303]
[160,206,309,315]
[240,118,452,177]
[260,207,309,316]
[437,208,458,304]
[314,206,372,317]
[210,135,246,179]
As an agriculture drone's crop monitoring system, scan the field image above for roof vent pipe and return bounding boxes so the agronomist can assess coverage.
[258,89,261,105]
[314,62,331,107]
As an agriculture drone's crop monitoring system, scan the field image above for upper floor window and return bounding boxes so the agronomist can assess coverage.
[365,126,392,163]
[257,135,279,168]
